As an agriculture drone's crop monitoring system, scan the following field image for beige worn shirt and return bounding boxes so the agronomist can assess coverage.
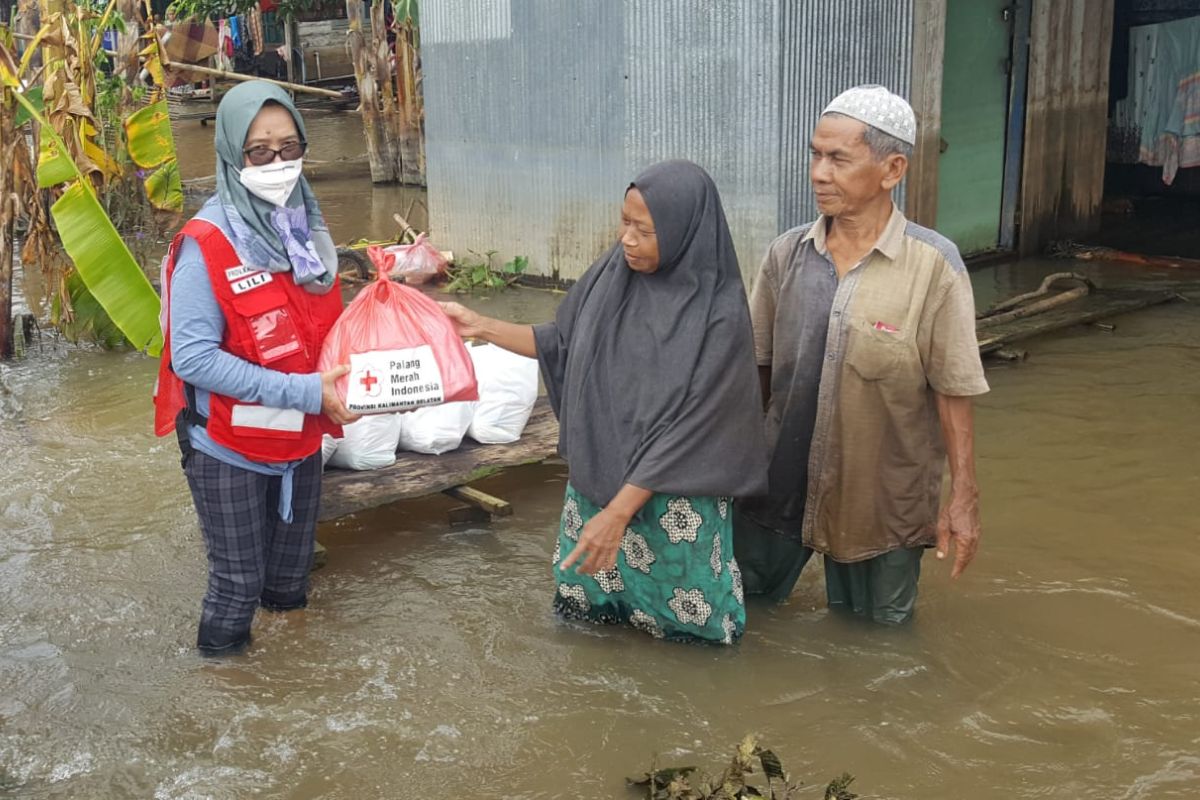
[749,205,989,562]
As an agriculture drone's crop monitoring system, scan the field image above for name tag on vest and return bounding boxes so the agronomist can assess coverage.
[230,271,274,295]
[225,265,261,282]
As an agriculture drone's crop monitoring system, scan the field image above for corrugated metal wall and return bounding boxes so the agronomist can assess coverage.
[778,1,914,230]
[423,1,915,283]
[1019,0,1114,254]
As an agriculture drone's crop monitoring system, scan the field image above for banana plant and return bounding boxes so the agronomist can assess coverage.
[0,19,164,355]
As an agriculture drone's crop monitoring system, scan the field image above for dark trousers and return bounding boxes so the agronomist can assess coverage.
[183,450,323,655]
[824,548,924,626]
[734,506,923,624]
[732,507,814,602]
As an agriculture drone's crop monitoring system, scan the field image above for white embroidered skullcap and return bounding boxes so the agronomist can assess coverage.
[822,85,917,146]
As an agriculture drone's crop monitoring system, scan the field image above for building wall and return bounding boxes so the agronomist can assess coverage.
[298,18,357,79]
[421,0,913,284]
[1019,0,1115,254]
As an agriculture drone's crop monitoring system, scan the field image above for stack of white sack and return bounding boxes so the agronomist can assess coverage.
[322,344,540,468]
[397,401,477,455]
[322,414,403,471]
[466,343,539,444]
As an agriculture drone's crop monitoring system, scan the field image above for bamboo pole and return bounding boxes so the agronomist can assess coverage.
[282,15,296,96]
[159,55,346,98]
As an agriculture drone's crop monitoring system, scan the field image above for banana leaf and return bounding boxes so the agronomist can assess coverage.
[13,86,43,127]
[143,160,183,212]
[37,132,77,187]
[57,270,127,348]
[124,100,173,168]
[52,181,163,353]
[124,99,183,211]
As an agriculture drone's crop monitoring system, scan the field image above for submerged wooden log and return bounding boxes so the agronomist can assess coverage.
[976,285,1091,329]
[979,272,1093,317]
[319,398,559,521]
[977,289,1177,354]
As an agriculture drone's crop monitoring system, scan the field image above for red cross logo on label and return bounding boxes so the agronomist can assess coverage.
[358,370,381,397]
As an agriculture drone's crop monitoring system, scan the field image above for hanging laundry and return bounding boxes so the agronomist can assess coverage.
[1110,15,1200,185]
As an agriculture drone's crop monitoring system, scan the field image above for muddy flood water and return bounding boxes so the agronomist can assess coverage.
[2,109,1200,799]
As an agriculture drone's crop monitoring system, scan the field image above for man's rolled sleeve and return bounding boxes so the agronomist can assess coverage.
[923,270,989,397]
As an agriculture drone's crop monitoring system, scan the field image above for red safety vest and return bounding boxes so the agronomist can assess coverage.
[154,218,343,462]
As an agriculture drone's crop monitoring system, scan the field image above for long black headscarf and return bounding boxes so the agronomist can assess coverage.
[533,160,768,507]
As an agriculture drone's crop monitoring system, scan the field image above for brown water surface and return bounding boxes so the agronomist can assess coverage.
[1,115,1199,798]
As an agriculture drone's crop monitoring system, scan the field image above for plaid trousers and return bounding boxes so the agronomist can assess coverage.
[184,450,323,649]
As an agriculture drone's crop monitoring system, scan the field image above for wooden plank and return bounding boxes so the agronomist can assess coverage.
[319,398,558,521]
[443,486,513,517]
[977,289,1176,353]
[906,0,947,228]
[1018,0,1114,255]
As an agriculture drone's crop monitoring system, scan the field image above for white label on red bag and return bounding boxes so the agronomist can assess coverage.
[346,346,445,413]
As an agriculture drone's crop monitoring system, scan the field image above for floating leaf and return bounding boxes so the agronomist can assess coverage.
[824,773,858,800]
[757,748,785,782]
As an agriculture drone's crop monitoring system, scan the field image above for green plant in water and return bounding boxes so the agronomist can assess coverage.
[443,251,528,293]
[627,736,858,800]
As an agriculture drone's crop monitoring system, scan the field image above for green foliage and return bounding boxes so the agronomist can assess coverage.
[12,86,43,127]
[443,251,528,293]
[56,271,127,349]
[169,0,330,23]
[52,181,163,353]
[628,736,859,800]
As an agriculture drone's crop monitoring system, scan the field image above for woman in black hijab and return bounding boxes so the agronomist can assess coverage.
[442,160,767,643]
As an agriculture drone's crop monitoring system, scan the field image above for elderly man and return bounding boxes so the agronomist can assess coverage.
[735,85,988,625]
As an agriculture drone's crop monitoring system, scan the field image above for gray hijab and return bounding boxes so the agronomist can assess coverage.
[213,81,337,293]
[533,160,768,507]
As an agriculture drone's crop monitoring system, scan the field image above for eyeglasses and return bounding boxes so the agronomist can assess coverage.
[243,140,308,166]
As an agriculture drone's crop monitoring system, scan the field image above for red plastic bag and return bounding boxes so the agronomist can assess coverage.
[319,246,478,414]
[383,233,448,285]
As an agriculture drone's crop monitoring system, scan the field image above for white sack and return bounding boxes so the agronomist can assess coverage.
[397,401,476,455]
[325,413,403,470]
[320,433,339,466]
[467,343,539,444]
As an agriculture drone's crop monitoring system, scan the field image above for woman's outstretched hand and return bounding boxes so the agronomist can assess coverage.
[439,302,488,339]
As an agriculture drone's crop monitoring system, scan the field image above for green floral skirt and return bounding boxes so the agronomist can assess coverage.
[552,483,745,645]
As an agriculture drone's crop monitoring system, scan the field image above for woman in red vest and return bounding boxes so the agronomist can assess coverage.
[155,82,358,656]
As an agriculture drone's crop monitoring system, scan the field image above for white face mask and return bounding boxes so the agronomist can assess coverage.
[238,158,304,207]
